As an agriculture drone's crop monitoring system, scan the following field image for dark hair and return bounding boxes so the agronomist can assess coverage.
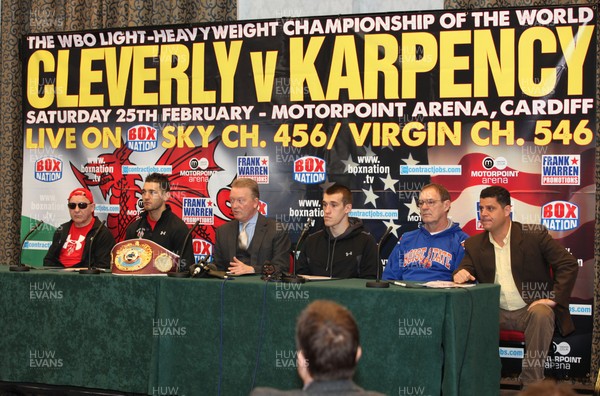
[295,300,359,381]
[325,184,352,205]
[480,185,511,207]
[231,178,260,199]
[145,173,170,192]
[421,183,450,202]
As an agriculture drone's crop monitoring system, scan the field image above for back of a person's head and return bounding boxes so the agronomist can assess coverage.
[295,300,359,381]
[518,380,577,396]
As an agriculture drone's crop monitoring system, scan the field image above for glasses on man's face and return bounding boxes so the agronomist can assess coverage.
[68,202,90,210]
[417,199,441,208]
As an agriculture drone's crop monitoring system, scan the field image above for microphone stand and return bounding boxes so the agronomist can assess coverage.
[168,220,200,278]
[80,220,106,275]
[282,218,313,284]
[366,226,393,288]
[11,220,45,272]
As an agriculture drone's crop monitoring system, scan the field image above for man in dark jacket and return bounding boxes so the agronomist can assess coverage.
[296,184,377,279]
[251,300,384,395]
[454,186,578,386]
[125,173,194,271]
[44,188,115,269]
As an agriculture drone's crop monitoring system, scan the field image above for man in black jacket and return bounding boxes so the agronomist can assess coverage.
[296,184,377,279]
[251,300,383,395]
[125,173,194,271]
[44,188,115,269]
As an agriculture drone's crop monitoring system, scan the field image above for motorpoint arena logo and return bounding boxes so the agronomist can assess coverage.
[482,156,507,170]
[127,125,158,152]
[34,157,63,182]
[293,156,326,184]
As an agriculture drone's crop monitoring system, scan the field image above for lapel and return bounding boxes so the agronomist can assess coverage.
[509,222,524,289]
[248,214,267,258]
[229,219,241,256]
[478,232,497,282]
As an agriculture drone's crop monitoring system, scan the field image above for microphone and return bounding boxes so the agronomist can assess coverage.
[80,220,106,275]
[366,226,393,288]
[206,263,230,279]
[11,220,45,272]
[190,255,211,278]
[168,220,200,278]
[190,258,230,279]
[282,218,314,283]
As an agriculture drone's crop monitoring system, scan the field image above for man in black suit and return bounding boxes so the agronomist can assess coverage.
[214,178,291,275]
[251,300,384,395]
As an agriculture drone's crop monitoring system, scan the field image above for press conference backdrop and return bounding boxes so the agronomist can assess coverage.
[20,5,596,379]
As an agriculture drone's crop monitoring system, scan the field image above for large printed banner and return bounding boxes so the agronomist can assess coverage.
[22,6,596,377]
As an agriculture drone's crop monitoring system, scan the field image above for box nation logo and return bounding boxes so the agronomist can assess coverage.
[127,125,158,152]
[293,156,326,184]
[34,157,63,182]
[541,201,579,231]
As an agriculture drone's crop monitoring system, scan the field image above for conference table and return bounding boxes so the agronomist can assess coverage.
[0,266,501,395]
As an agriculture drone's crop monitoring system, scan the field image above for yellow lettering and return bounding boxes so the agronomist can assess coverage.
[364,34,399,100]
[160,44,190,105]
[556,25,594,96]
[290,37,325,101]
[79,48,105,107]
[131,45,159,105]
[473,29,515,97]
[439,30,472,98]
[401,33,437,99]
[104,47,132,106]
[27,50,55,109]
[519,27,555,97]
[191,43,216,104]
[325,35,362,100]
[214,41,242,103]
[250,51,277,102]
[56,50,78,107]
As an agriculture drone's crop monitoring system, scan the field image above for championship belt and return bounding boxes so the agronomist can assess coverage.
[111,239,180,275]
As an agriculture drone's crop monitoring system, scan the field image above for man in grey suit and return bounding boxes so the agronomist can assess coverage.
[214,178,291,275]
[251,300,384,395]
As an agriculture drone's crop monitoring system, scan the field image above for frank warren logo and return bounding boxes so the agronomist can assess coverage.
[237,156,269,183]
[29,350,63,368]
[541,155,580,185]
[34,156,63,182]
[182,197,214,225]
[398,318,432,337]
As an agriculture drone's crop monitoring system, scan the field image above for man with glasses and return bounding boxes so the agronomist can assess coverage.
[383,183,468,281]
[295,184,377,279]
[44,188,115,268]
[125,173,195,271]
